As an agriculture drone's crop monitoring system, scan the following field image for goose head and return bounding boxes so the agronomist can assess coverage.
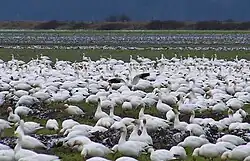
[7,107,13,113]
[63,104,69,109]
[221,151,231,160]
[192,148,200,159]
[81,148,88,158]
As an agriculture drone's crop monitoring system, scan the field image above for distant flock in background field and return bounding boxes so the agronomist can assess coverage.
[1,53,250,160]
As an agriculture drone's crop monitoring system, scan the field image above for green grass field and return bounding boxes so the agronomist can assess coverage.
[1,29,250,35]
[0,47,249,161]
[0,48,249,62]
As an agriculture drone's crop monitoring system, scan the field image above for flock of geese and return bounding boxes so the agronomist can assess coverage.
[0,53,250,161]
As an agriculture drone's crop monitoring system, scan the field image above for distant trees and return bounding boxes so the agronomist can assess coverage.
[34,20,64,29]
[6,19,250,30]
[146,20,185,30]
[105,14,131,22]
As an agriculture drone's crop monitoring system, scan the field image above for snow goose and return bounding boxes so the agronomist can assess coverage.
[80,142,113,158]
[95,116,115,128]
[59,119,80,133]
[7,107,20,123]
[14,120,46,149]
[148,147,176,161]
[14,140,37,161]
[45,119,59,131]
[128,120,141,141]
[226,98,244,110]
[113,126,150,157]
[139,104,171,131]
[115,157,138,161]
[173,109,188,131]
[15,120,43,135]
[178,135,209,149]
[64,104,84,115]
[94,98,109,120]
[169,146,187,160]
[122,101,133,110]
[221,145,250,160]
[18,154,60,161]
[0,143,11,150]
[0,149,14,161]
[14,106,33,116]
[177,94,199,114]
[186,123,205,136]
[109,105,121,121]
[86,157,111,161]
[192,143,228,160]
[138,119,153,145]
[166,109,175,122]
[15,95,39,107]
[217,134,246,146]
[156,92,172,113]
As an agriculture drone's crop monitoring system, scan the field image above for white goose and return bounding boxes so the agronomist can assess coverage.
[14,120,47,149]
[64,104,84,115]
[7,107,20,123]
[148,147,176,161]
[94,98,109,120]
[173,109,188,131]
[156,92,172,113]
[112,126,150,157]
[80,142,113,158]
[46,119,59,131]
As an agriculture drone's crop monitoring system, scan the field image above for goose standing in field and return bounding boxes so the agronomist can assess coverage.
[173,109,188,131]
[64,104,84,115]
[94,98,109,120]
[166,109,175,122]
[137,119,153,145]
[192,143,228,160]
[14,106,33,116]
[7,107,20,123]
[221,145,250,160]
[109,104,121,121]
[15,120,47,149]
[112,126,150,157]
[14,140,37,161]
[46,119,59,131]
[15,120,43,135]
[217,134,247,146]
[178,135,209,149]
[156,92,172,113]
[60,119,80,133]
[169,146,187,160]
[148,147,176,161]
[80,141,113,158]
[138,103,170,131]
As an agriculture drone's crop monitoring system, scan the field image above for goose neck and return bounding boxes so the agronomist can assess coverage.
[174,113,180,125]
[119,129,127,144]
[190,113,195,123]
[14,141,21,153]
[96,102,102,113]
[141,123,147,135]
[131,125,139,136]
[139,107,145,119]
[109,106,114,116]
